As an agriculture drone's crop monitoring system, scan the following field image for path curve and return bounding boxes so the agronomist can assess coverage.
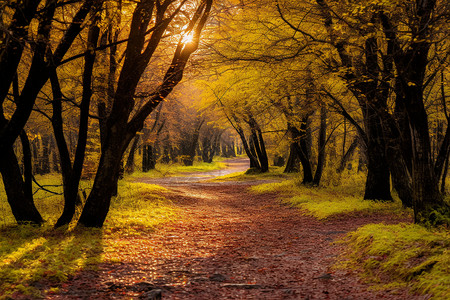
[136,158,251,186]
[51,159,425,299]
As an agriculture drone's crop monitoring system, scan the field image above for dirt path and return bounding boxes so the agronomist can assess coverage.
[50,161,425,299]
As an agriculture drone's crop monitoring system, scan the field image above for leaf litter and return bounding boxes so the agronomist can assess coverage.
[44,180,429,299]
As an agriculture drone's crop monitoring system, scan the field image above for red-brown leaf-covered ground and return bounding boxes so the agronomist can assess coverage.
[48,162,428,299]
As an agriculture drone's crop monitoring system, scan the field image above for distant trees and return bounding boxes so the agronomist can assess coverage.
[199,0,450,225]
[0,0,102,224]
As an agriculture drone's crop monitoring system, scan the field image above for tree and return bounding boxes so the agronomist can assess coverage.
[78,0,213,227]
[0,0,102,224]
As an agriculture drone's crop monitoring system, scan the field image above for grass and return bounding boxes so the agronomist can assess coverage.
[0,177,176,299]
[337,223,450,299]
[210,166,291,181]
[250,173,406,220]
[251,172,449,299]
[0,174,94,227]
[0,158,231,297]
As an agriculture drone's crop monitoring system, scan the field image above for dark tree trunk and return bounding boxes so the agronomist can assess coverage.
[287,121,313,184]
[201,133,221,163]
[40,135,51,174]
[247,116,268,172]
[313,106,327,185]
[161,144,171,164]
[235,122,260,170]
[0,145,43,224]
[55,22,100,227]
[380,110,414,207]
[142,145,156,172]
[125,136,140,173]
[180,120,204,166]
[19,131,33,201]
[284,142,300,173]
[441,155,449,194]
[298,119,313,184]
[336,137,358,173]
[363,114,392,201]
[78,130,125,227]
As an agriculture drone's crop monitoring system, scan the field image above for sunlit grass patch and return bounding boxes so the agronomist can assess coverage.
[0,178,176,298]
[211,166,290,181]
[0,174,94,227]
[337,223,450,299]
[105,181,177,231]
[294,196,403,219]
[250,178,407,219]
[0,225,103,299]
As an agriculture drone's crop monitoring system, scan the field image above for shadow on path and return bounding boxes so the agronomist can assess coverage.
[48,158,424,300]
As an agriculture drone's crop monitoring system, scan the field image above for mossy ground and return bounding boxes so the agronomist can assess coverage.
[337,223,450,299]
[210,166,291,181]
[250,173,406,219]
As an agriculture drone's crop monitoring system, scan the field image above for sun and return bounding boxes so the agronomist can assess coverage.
[181,32,194,44]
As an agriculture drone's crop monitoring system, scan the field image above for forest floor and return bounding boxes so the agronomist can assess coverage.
[46,159,428,300]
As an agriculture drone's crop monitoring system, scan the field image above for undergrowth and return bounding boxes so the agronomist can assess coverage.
[337,223,450,299]
[0,180,176,299]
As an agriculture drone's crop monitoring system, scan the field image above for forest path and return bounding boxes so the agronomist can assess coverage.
[51,160,423,299]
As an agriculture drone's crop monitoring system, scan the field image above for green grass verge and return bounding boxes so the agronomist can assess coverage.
[250,176,406,219]
[337,223,450,299]
[210,166,291,181]
[0,180,176,299]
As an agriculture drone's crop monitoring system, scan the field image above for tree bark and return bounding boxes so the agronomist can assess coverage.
[363,112,392,201]
[336,137,358,173]
[313,106,327,185]
[19,130,33,201]
[55,22,100,227]
[0,145,43,224]
[125,136,140,173]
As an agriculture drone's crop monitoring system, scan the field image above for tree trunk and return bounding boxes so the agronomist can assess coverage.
[441,155,449,194]
[284,140,300,173]
[19,130,33,201]
[78,131,125,227]
[247,116,268,172]
[288,122,313,184]
[336,137,358,173]
[40,135,51,174]
[0,145,43,224]
[363,107,392,201]
[125,136,140,173]
[55,22,100,227]
[313,106,327,185]
[142,144,156,172]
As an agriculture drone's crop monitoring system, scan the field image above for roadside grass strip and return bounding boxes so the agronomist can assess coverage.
[337,223,450,299]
